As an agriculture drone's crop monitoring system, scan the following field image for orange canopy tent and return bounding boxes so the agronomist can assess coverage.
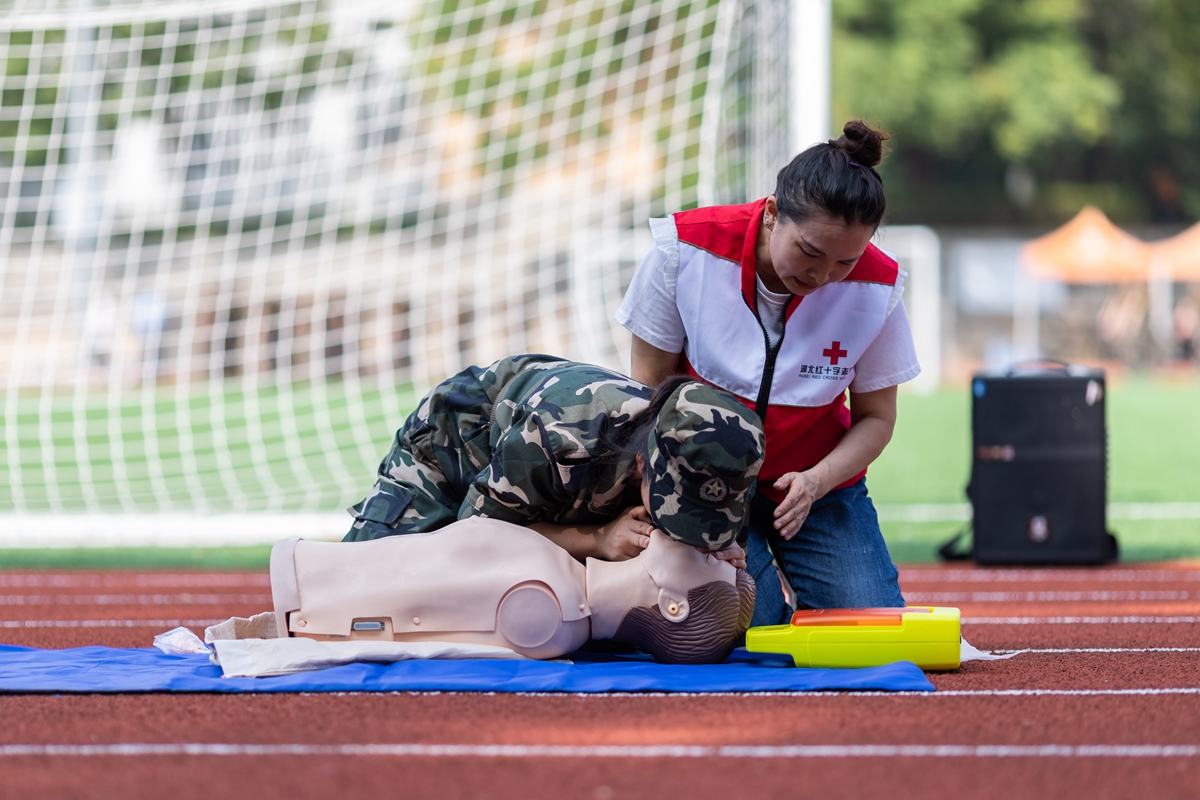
[1020,206,1151,283]
[1149,221,1200,281]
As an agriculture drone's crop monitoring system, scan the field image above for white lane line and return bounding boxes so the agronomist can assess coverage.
[0,619,221,628]
[0,512,345,548]
[877,504,972,522]
[0,742,1197,759]
[0,617,1192,632]
[909,591,1192,602]
[1,616,1192,635]
[999,647,1200,653]
[964,616,1200,624]
[1109,503,1200,520]
[0,595,271,606]
[610,689,1198,698]
[877,502,1200,522]
[728,689,1200,697]
[900,569,1200,583]
[0,575,270,589]
[565,687,1200,698]
[316,688,1200,699]
[933,688,1200,697]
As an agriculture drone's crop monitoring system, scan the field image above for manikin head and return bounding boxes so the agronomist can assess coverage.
[587,528,756,665]
[759,120,888,297]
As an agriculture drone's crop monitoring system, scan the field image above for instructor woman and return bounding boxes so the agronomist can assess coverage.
[616,121,919,624]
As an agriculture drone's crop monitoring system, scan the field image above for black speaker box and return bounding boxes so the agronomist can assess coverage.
[968,365,1116,565]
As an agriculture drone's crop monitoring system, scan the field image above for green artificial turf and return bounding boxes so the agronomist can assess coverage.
[0,376,1196,566]
[0,381,417,513]
[0,546,273,570]
[870,376,1200,505]
[881,519,1200,565]
[871,376,1200,562]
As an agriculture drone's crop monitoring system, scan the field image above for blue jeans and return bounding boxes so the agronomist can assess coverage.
[746,478,904,627]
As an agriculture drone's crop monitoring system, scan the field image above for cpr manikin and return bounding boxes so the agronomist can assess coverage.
[266,517,755,664]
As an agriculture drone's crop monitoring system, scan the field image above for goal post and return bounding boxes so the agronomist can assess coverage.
[0,0,791,531]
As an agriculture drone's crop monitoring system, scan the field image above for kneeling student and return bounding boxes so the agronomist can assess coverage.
[345,354,765,568]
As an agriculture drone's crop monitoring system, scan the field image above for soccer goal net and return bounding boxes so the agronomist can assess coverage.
[0,0,790,531]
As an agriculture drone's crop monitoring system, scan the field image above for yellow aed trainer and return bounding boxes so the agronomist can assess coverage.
[745,607,962,671]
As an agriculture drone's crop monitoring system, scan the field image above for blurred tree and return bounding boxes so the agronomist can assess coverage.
[832,0,1200,225]
[835,0,1119,162]
[1082,0,1200,222]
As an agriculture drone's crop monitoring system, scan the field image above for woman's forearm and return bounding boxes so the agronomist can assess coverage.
[805,416,894,497]
[630,335,682,386]
[805,386,898,499]
[528,522,602,560]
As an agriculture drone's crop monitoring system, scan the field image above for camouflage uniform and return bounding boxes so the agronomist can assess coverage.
[345,355,653,540]
[345,355,766,552]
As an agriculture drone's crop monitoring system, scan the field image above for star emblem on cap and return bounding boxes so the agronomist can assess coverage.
[699,477,728,503]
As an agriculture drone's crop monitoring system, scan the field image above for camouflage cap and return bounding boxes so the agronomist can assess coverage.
[645,381,766,550]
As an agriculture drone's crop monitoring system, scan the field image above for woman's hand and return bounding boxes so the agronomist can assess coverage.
[701,540,747,570]
[772,470,824,540]
[594,505,655,561]
[761,387,898,542]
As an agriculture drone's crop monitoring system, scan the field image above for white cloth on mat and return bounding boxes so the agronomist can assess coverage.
[203,611,277,643]
[210,638,528,678]
[152,627,210,655]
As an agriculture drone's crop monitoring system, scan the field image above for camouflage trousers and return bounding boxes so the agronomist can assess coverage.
[343,356,551,541]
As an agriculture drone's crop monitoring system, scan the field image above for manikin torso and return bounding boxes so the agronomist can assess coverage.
[270,518,753,663]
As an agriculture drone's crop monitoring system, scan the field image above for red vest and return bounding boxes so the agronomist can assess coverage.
[666,199,899,501]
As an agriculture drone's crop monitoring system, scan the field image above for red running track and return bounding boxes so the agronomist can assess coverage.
[1,563,1199,800]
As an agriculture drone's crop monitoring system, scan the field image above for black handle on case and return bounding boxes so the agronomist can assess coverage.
[1004,359,1071,376]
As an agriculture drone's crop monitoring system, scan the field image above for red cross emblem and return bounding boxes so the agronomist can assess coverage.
[822,341,848,365]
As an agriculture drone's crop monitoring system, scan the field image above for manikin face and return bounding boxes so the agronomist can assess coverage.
[595,528,755,664]
[761,196,875,297]
[586,524,754,664]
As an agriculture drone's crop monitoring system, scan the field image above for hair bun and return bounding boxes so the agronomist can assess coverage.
[833,120,888,168]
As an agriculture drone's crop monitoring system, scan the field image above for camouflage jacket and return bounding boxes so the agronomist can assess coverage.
[458,356,653,524]
[362,355,654,530]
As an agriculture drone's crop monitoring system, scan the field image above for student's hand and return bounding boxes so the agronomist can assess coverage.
[772,470,824,540]
[594,505,654,561]
[700,541,747,570]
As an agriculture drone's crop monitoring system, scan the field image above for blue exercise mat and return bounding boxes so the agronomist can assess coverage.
[0,644,932,693]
